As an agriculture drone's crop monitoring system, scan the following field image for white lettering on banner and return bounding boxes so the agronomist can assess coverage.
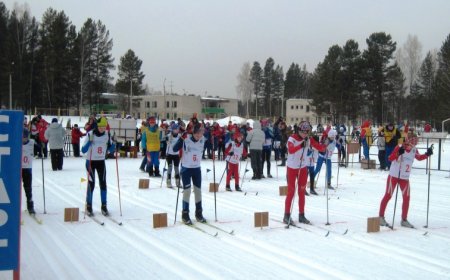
[0,178,10,203]
[0,115,9,142]
[0,239,7,248]
[0,209,7,226]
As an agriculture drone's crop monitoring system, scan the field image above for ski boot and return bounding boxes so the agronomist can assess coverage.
[235,185,242,192]
[182,210,192,225]
[379,216,390,227]
[148,169,154,177]
[401,219,414,228]
[154,168,161,177]
[27,201,36,215]
[86,204,94,217]
[166,178,173,188]
[299,213,311,224]
[226,185,232,192]
[101,204,109,216]
[327,183,335,190]
[305,190,310,196]
[267,173,273,178]
[283,213,295,225]
[310,188,318,195]
[195,209,206,223]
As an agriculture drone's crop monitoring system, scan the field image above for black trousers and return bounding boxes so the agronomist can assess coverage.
[50,149,64,170]
[22,168,33,202]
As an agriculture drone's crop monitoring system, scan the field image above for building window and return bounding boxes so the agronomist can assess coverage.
[166,113,170,119]
[152,101,157,108]
[145,101,150,108]
[166,101,170,108]
[291,105,294,109]
[291,118,294,122]
[172,101,177,108]
[296,117,299,121]
[173,112,177,119]
[300,105,304,110]
[296,105,299,109]
[306,105,310,112]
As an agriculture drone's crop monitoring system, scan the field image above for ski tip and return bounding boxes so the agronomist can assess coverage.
[325,231,330,237]
[256,192,258,195]
[244,192,247,195]
[423,231,429,236]
[343,229,348,235]
[214,232,218,237]
[230,230,235,235]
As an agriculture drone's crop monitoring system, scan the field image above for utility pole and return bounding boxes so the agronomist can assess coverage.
[130,78,133,117]
[163,78,166,119]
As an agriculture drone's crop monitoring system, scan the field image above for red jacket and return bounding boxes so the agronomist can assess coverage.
[71,128,85,144]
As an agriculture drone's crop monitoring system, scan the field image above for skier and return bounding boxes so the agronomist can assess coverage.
[173,123,207,225]
[22,128,37,214]
[261,119,274,178]
[224,131,247,192]
[360,120,372,160]
[246,121,264,180]
[141,116,161,177]
[383,122,401,170]
[314,129,337,190]
[283,121,326,225]
[378,132,433,228]
[81,117,115,217]
[377,127,386,170]
[44,118,66,171]
[165,123,182,188]
[71,124,85,157]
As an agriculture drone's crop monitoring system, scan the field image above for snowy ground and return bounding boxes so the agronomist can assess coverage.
[2,127,450,279]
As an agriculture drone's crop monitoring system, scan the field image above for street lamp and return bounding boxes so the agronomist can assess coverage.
[129,78,134,117]
[9,62,14,109]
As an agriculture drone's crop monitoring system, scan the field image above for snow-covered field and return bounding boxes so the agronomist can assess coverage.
[2,118,450,280]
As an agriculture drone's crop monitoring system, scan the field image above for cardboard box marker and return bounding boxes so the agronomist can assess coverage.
[361,159,376,169]
[64,208,80,222]
[279,186,288,196]
[367,217,380,233]
[254,212,269,228]
[153,213,168,228]
[139,178,149,189]
[209,183,219,192]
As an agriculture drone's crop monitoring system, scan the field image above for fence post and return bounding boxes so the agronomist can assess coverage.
[438,138,442,171]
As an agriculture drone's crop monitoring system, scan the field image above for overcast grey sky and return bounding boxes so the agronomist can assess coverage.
[4,0,450,98]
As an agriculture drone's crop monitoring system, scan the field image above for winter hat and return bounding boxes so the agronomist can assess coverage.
[233,132,243,141]
[193,123,204,134]
[171,123,179,131]
[148,116,156,124]
[97,117,108,128]
[23,128,29,138]
[299,121,311,132]
[52,118,58,123]
[328,129,337,138]
[74,124,78,128]
[405,131,418,146]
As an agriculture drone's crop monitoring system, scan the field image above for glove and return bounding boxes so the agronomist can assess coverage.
[229,151,234,156]
[88,133,94,142]
[398,146,405,155]
[426,147,433,156]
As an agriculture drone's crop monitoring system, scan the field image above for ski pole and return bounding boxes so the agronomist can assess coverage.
[424,144,434,228]
[336,154,340,189]
[212,135,217,221]
[325,151,330,225]
[41,145,47,214]
[160,138,170,188]
[84,138,94,219]
[389,154,402,230]
[174,182,181,225]
[240,156,250,190]
[218,161,228,186]
[114,140,122,216]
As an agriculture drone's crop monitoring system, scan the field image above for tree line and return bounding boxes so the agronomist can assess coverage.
[0,3,144,114]
[237,33,450,130]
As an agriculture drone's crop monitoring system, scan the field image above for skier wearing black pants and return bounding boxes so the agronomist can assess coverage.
[82,117,114,217]
[44,118,65,170]
[22,128,36,214]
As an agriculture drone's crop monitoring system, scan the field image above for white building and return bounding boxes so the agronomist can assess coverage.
[132,94,238,120]
[285,98,326,125]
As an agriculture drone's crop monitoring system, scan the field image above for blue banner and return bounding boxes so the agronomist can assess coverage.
[0,110,23,270]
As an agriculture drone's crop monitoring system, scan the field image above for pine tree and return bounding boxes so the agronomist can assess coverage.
[361,32,397,124]
[115,49,145,112]
[250,61,263,118]
[435,34,450,130]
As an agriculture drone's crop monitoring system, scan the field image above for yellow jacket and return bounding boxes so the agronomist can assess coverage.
[142,126,160,152]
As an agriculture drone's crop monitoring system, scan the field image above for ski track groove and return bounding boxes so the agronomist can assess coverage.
[331,233,450,277]
[50,174,351,279]
[41,177,214,279]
